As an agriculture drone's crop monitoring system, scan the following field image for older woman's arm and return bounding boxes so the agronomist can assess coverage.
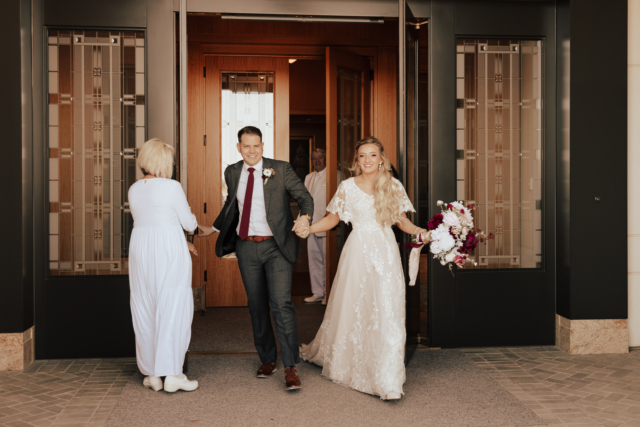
[172,181,198,233]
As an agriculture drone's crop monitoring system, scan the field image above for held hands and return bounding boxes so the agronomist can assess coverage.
[292,217,310,239]
[197,224,216,237]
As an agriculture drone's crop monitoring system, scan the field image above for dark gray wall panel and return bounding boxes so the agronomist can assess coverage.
[21,0,34,330]
[428,0,457,348]
[0,0,27,334]
[455,0,551,36]
[567,0,627,319]
[33,0,46,358]
[44,0,146,28]
[556,0,571,317]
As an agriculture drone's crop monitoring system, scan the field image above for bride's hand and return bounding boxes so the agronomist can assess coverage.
[187,241,198,256]
[419,229,431,243]
[292,220,310,239]
[296,225,310,239]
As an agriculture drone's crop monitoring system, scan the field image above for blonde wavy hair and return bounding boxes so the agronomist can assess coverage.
[137,138,174,179]
[349,136,401,227]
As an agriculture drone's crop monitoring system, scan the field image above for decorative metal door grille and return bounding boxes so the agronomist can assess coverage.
[456,39,543,269]
[48,30,145,276]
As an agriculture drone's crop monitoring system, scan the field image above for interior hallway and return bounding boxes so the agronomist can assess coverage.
[2,348,640,426]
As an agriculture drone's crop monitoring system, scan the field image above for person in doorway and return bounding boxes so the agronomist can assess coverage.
[303,148,327,304]
[294,136,429,400]
[198,126,314,391]
[128,138,200,393]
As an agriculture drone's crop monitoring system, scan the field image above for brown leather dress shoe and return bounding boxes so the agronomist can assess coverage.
[257,362,277,378]
[284,367,301,390]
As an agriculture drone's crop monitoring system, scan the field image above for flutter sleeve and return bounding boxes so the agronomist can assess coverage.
[394,178,416,214]
[326,181,352,225]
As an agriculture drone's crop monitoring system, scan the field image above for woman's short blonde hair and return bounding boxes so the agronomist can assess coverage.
[137,138,174,179]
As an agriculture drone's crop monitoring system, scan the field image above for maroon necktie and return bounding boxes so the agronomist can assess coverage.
[238,167,255,240]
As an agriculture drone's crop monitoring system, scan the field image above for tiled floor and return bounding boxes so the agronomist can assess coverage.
[0,348,639,427]
[0,359,137,427]
[463,347,640,427]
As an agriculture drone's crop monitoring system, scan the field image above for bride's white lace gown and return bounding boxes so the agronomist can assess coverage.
[300,177,414,399]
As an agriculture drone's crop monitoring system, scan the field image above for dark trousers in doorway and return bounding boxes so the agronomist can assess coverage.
[236,238,300,367]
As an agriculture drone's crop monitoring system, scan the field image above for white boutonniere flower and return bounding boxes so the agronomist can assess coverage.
[262,168,275,185]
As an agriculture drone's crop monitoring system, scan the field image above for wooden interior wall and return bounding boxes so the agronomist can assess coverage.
[186,14,400,294]
[188,42,207,291]
[187,14,399,161]
[290,60,325,115]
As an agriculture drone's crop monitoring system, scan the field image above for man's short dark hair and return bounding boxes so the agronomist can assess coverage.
[237,126,263,142]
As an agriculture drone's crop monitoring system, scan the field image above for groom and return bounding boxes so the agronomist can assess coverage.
[198,126,314,390]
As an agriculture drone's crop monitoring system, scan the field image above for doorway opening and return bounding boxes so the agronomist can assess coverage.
[183,13,428,354]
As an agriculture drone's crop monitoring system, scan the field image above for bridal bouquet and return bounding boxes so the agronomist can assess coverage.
[427,200,493,275]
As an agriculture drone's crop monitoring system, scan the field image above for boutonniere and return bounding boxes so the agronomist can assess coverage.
[262,168,275,185]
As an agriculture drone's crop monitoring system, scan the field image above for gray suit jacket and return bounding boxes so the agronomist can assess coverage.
[213,157,314,264]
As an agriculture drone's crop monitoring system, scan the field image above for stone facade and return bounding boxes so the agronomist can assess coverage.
[0,327,35,370]
[556,314,628,354]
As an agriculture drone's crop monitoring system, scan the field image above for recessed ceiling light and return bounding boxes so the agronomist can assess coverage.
[289,59,297,64]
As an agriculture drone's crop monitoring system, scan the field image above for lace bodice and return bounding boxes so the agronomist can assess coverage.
[326,178,415,231]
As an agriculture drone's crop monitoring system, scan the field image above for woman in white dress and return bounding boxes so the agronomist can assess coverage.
[128,138,199,393]
[295,137,429,400]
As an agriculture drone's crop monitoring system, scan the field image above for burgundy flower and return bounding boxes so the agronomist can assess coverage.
[460,233,478,255]
[447,204,453,210]
[428,213,444,230]
[460,209,465,214]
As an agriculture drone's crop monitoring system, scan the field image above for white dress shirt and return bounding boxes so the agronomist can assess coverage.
[235,159,273,237]
[304,168,327,237]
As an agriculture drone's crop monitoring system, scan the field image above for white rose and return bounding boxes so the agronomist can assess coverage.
[451,202,463,210]
[263,169,272,177]
[430,242,443,254]
[430,224,449,241]
[440,260,447,266]
[439,233,455,252]
[443,212,460,227]
[437,200,444,206]
[445,253,455,262]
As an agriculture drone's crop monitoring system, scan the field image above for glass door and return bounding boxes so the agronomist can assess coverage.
[325,47,371,298]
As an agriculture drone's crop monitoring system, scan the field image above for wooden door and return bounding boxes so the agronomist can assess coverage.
[325,47,371,298]
[202,56,289,307]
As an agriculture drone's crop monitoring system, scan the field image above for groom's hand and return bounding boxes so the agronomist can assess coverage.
[197,224,216,237]
[292,219,310,239]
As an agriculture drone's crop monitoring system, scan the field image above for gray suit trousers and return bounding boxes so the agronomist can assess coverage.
[236,238,300,367]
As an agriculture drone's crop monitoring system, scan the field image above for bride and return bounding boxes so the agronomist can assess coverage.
[294,136,428,400]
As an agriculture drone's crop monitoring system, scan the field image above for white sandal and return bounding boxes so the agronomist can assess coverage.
[385,392,402,400]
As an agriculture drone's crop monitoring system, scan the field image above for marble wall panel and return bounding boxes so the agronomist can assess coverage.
[556,315,629,354]
[0,327,35,370]
[0,333,23,370]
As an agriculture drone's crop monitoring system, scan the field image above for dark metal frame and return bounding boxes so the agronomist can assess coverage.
[428,0,557,348]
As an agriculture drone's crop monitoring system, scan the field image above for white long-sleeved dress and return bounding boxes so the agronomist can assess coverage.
[128,178,198,377]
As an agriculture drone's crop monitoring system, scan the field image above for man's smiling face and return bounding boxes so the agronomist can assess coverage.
[237,134,264,167]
